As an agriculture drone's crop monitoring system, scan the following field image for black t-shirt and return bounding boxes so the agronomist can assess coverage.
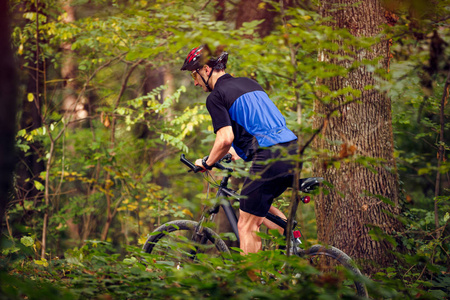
[206,74,297,161]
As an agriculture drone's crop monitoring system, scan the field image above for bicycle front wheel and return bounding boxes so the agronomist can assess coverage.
[297,245,368,298]
[142,220,230,267]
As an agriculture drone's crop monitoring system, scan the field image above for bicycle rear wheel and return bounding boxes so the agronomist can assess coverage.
[142,220,230,267]
[297,245,368,298]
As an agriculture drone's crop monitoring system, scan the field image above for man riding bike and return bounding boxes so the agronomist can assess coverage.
[180,45,298,255]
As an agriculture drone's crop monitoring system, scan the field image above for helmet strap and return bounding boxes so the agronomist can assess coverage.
[199,66,214,92]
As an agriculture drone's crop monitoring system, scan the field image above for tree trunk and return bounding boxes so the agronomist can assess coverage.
[0,0,18,237]
[235,0,277,37]
[215,0,226,21]
[61,0,88,124]
[434,70,450,238]
[60,0,87,242]
[313,0,401,274]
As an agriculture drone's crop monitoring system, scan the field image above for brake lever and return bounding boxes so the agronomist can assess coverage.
[220,153,232,164]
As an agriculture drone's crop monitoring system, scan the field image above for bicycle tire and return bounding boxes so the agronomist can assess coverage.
[297,245,368,298]
[142,220,230,266]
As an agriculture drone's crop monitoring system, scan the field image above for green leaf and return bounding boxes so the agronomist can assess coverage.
[123,257,137,265]
[34,180,44,191]
[230,247,243,253]
[20,236,34,247]
[17,129,26,137]
[2,247,20,255]
[34,258,49,267]
[418,168,431,176]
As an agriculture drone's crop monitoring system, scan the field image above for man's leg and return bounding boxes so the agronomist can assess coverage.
[262,205,286,235]
[238,142,295,254]
[238,209,265,255]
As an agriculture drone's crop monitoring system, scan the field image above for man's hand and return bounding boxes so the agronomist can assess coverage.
[196,126,234,173]
[228,147,241,161]
[194,158,207,173]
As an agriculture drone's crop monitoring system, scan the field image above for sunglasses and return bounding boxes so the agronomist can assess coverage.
[191,69,200,81]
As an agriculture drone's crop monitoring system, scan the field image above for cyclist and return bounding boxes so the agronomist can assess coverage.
[180,45,298,255]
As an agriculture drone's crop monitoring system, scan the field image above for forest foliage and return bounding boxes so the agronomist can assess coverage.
[1,0,449,299]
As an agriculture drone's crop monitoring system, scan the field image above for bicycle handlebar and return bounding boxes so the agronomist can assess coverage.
[180,154,202,173]
[180,154,233,173]
[180,154,323,194]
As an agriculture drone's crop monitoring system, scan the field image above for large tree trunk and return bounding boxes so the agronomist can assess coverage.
[0,0,18,237]
[313,0,401,274]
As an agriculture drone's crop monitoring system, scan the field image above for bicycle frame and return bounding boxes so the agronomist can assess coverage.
[198,172,292,246]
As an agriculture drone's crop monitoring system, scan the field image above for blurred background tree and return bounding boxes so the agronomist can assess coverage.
[0,0,18,238]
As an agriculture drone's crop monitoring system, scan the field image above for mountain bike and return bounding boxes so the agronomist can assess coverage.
[142,154,368,297]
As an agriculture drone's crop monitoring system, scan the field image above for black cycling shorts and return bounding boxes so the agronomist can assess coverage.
[239,140,297,217]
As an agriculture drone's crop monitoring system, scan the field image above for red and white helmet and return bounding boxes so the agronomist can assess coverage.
[180,44,228,71]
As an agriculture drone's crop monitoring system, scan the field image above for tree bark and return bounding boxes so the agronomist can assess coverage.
[0,0,18,237]
[313,0,401,274]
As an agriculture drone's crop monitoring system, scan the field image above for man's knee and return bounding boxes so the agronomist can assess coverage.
[238,210,263,232]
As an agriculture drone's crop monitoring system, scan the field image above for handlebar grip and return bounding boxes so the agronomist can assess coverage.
[180,154,202,173]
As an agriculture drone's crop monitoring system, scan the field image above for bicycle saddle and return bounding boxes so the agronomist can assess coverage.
[300,177,324,193]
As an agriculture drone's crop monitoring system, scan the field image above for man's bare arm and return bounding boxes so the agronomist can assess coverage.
[195,126,234,170]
